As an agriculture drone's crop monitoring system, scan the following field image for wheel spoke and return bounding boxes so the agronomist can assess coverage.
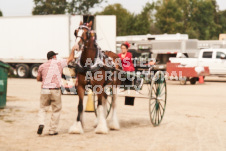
[150,100,156,106]
[150,97,157,100]
[159,90,166,97]
[156,107,159,124]
[152,84,157,94]
[151,101,157,114]
[159,105,162,119]
[152,106,156,122]
[159,83,165,93]
[159,102,165,112]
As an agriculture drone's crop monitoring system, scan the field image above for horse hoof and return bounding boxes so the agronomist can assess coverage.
[95,127,108,134]
[68,121,84,134]
[95,121,108,134]
[109,122,120,130]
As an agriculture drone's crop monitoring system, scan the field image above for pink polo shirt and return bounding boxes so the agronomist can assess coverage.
[38,59,67,88]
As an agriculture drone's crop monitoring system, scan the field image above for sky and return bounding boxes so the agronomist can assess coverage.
[0,0,226,17]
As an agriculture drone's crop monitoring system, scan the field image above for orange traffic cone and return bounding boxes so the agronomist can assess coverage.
[199,76,204,84]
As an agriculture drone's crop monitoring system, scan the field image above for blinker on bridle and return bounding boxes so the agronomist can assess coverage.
[74,24,91,43]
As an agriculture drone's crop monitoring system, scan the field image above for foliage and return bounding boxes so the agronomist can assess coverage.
[32,0,104,15]
[155,0,183,34]
[96,3,132,36]
[96,2,155,36]
[67,0,104,15]
[154,0,223,40]
[32,0,226,39]
[218,10,226,33]
[131,2,155,35]
[0,10,2,16]
[32,0,67,15]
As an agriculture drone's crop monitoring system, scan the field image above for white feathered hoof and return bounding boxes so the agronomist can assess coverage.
[109,119,120,130]
[95,122,109,134]
[68,121,84,134]
[95,105,108,134]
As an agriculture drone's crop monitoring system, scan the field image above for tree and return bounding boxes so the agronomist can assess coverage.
[131,2,155,35]
[96,4,132,36]
[67,0,104,15]
[96,3,156,36]
[0,10,2,16]
[154,0,220,40]
[189,0,219,39]
[32,0,67,15]
[155,0,183,34]
[218,10,226,33]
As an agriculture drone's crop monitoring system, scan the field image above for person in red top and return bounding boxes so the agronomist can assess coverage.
[118,42,135,71]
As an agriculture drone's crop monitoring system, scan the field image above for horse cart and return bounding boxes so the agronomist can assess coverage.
[92,68,167,127]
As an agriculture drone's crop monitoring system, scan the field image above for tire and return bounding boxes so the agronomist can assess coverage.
[30,64,40,78]
[190,77,197,85]
[16,64,29,78]
[149,71,167,126]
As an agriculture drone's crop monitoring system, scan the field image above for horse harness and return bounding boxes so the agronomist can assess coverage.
[74,46,116,73]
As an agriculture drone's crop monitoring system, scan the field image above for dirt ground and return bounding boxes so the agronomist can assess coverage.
[0,77,226,151]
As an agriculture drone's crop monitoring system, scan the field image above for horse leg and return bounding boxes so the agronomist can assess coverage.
[102,92,108,117]
[69,85,85,134]
[94,93,107,128]
[95,89,109,134]
[109,86,120,130]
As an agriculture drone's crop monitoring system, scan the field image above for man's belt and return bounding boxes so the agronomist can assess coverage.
[42,88,60,90]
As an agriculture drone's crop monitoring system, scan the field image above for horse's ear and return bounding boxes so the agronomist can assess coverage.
[79,21,83,25]
[88,21,92,27]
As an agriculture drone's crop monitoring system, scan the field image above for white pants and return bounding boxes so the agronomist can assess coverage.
[38,89,62,133]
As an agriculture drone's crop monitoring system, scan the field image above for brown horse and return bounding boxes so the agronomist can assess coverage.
[69,21,121,134]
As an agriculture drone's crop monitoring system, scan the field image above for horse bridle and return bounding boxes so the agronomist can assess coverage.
[74,25,91,42]
[74,24,96,49]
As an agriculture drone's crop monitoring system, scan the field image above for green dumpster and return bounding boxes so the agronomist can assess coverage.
[0,61,10,108]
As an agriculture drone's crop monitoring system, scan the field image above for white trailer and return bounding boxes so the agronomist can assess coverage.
[198,40,226,49]
[0,15,116,78]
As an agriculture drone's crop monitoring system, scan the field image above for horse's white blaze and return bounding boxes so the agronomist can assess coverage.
[75,29,84,45]
[68,121,84,134]
[109,94,120,130]
[95,105,108,134]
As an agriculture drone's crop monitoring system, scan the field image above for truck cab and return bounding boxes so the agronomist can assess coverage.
[198,49,226,75]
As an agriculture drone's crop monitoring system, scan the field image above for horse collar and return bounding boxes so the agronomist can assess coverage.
[74,47,103,73]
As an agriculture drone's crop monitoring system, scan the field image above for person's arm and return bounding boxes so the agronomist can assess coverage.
[37,66,42,82]
[37,74,42,82]
[67,44,79,64]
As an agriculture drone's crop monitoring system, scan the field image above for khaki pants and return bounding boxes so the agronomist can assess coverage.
[38,89,62,133]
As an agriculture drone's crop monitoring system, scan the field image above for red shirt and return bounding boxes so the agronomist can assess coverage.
[118,52,135,71]
[38,59,67,88]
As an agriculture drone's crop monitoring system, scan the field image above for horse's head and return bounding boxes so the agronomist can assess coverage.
[74,21,96,50]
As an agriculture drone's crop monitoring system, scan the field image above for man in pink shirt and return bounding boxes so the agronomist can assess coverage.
[37,45,78,135]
